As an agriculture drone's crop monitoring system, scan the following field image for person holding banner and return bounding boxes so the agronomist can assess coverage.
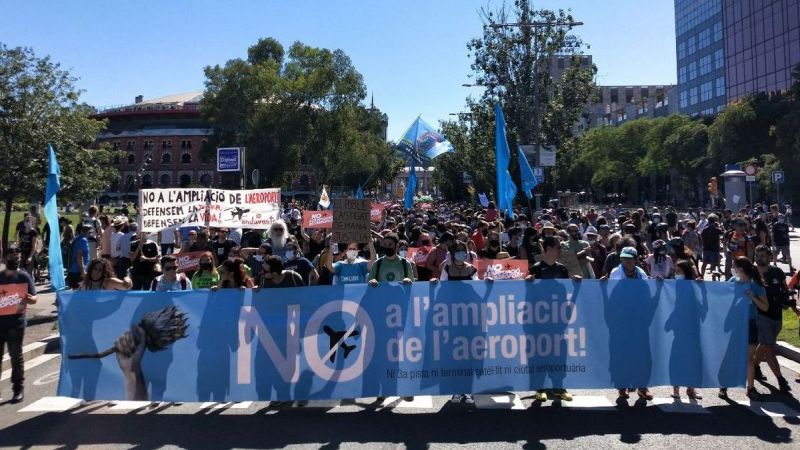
[0,247,38,403]
[368,233,414,285]
[283,240,318,286]
[327,241,376,285]
[80,259,132,291]
[150,255,193,291]
[191,252,220,289]
[213,259,254,289]
[258,256,304,288]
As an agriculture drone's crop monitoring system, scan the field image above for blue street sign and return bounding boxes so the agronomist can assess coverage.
[772,170,785,184]
[533,166,545,183]
[217,147,241,172]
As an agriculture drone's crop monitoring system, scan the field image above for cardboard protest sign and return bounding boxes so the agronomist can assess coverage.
[474,259,528,280]
[175,251,207,273]
[405,247,432,266]
[370,203,385,222]
[139,188,281,232]
[332,199,371,243]
[0,283,29,316]
[303,210,334,229]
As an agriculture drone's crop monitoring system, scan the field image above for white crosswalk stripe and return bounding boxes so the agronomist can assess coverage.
[16,394,800,418]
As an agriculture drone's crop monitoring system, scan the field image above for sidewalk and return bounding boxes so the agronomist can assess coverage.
[27,281,58,326]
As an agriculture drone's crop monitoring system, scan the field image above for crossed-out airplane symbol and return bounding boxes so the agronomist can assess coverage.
[323,325,360,363]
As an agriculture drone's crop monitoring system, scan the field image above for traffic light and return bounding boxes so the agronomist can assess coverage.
[707,177,718,196]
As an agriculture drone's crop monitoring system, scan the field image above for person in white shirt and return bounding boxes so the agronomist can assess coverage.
[608,247,649,280]
[150,255,192,291]
[158,225,179,255]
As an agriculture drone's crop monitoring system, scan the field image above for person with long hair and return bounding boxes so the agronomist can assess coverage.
[191,252,219,289]
[213,258,254,289]
[720,257,769,399]
[80,259,131,291]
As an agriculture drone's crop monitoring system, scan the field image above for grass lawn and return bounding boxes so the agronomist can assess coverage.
[0,211,83,243]
[779,308,800,348]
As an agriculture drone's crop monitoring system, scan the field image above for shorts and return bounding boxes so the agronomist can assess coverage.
[756,315,782,345]
[748,320,759,345]
[702,250,720,265]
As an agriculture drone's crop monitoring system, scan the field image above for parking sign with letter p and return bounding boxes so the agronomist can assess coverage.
[772,170,785,184]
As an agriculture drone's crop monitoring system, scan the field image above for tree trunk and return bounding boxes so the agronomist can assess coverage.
[2,195,13,250]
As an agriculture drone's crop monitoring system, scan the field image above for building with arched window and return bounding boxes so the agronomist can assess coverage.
[93,91,217,202]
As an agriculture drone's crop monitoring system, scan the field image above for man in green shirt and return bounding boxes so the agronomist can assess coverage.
[368,233,414,285]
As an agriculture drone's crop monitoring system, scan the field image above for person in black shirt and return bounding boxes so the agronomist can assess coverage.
[130,233,161,290]
[525,236,581,403]
[700,215,723,278]
[479,231,504,259]
[0,248,38,402]
[754,245,797,391]
[211,228,237,262]
[772,214,793,270]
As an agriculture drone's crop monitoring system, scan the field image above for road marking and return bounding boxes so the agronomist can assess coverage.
[1,334,59,362]
[777,356,800,374]
[652,397,710,414]
[199,401,253,410]
[473,393,525,410]
[737,400,800,417]
[19,396,82,413]
[108,401,162,410]
[1,353,59,381]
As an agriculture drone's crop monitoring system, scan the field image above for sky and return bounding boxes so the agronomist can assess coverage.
[0,0,677,141]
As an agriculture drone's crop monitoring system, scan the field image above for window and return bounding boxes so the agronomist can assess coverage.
[127,154,135,164]
[161,140,168,150]
[181,153,192,164]
[715,49,724,69]
[180,174,191,187]
[200,174,212,186]
[689,61,697,80]
[716,76,726,97]
[688,36,696,55]
[141,174,153,189]
[690,87,698,105]
[112,142,120,150]
[714,22,722,41]
[143,140,154,150]
[699,29,711,49]
[162,152,172,163]
[700,55,712,75]
[680,90,688,108]
[160,174,171,187]
[181,140,193,149]
[679,66,687,83]
[700,81,713,101]
[678,42,686,60]
[127,141,135,150]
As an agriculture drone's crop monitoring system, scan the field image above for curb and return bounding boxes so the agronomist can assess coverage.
[777,341,800,363]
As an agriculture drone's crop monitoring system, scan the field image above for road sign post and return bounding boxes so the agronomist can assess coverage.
[773,170,785,206]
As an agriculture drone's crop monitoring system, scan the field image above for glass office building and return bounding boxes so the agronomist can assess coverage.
[724,0,800,102]
[675,0,728,116]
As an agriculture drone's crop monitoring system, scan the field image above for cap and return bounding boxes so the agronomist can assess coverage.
[598,224,611,231]
[620,246,638,259]
[541,221,556,231]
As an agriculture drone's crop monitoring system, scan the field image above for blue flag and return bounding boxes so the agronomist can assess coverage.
[478,192,489,208]
[44,144,65,291]
[355,185,364,199]
[396,116,454,162]
[404,159,417,210]
[495,103,516,216]
[517,145,538,199]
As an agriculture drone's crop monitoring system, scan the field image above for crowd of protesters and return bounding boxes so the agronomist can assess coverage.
[2,199,799,405]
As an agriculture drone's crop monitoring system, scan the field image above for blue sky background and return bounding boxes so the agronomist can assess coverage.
[0,0,676,140]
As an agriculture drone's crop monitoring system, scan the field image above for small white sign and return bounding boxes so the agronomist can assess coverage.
[746,175,756,182]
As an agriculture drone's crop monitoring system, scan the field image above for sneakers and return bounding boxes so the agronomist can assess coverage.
[718,388,728,399]
[534,391,548,402]
[617,389,630,399]
[402,396,414,402]
[450,394,475,406]
[10,388,23,404]
[462,394,475,406]
[754,365,767,382]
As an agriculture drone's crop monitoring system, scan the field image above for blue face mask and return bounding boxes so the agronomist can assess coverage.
[454,251,467,262]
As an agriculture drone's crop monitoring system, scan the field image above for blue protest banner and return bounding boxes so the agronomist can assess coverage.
[58,280,748,402]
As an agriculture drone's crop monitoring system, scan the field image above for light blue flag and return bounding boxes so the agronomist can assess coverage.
[396,116,455,162]
[355,186,364,199]
[44,144,65,291]
[495,103,512,213]
[478,193,489,208]
[404,159,417,210]
[504,170,517,220]
[517,145,538,199]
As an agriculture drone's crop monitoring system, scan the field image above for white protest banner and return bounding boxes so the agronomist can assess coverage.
[139,188,281,232]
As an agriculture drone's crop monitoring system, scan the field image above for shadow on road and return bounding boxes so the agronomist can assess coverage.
[0,401,792,449]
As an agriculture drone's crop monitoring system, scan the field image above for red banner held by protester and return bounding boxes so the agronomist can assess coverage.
[176,251,206,273]
[0,283,29,316]
[302,210,334,229]
[370,203,385,222]
[474,259,528,280]
[405,247,432,266]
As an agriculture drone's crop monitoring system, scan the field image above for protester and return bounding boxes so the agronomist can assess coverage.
[17,214,39,275]
[158,224,179,256]
[771,214,793,271]
[671,259,702,400]
[645,240,674,279]
[80,205,103,261]
[327,241,376,285]
[368,233,414,285]
[151,255,193,291]
[213,258,254,289]
[80,259,132,290]
[66,225,91,289]
[191,252,220,289]
[211,228,237,262]
[700,215,723,278]
[259,255,304,288]
[129,231,161,290]
[0,247,38,403]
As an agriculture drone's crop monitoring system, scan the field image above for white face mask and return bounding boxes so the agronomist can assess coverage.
[254,254,264,262]
[399,249,408,258]
[454,251,467,262]
[346,250,358,261]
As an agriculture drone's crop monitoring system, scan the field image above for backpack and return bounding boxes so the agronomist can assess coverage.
[374,257,409,281]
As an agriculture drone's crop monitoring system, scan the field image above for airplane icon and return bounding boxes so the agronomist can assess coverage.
[323,325,360,363]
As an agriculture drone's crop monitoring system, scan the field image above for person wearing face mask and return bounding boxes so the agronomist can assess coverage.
[645,240,674,279]
[282,240,318,285]
[327,241,376,285]
[397,240,420,280]
[425,232,453,280]
[559,224,593,279]
[479,231,504,259]
[771,214,792,270]
[150,255,193,291]
[721,257,769,400]
[0,247,38,403]
[240,243,272,285]
[368,233,414,285]
[216,246,253,279]
[505,227,522,258]
[584,227,608,278]
[191,252,220,289]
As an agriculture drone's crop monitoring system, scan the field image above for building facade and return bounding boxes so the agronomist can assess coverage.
[723,0,800,102]
[583,85,676,128]
[675,0,728,116]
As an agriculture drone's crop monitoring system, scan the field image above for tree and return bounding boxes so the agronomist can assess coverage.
[201,39,394,192]
[0,44,118,245]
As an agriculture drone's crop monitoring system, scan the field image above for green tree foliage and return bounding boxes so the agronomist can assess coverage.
[0,44,117,244]
[201,39,396,191]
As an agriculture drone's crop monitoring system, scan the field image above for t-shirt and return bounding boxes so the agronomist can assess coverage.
[700,225,723,251]
[212,239,236,261]
[81,216,102,241]
[284,257,314,285]
[333,260,370,285]
[151,274,192,291]
[261,270,304,288]
[18,228,38,254]
[192,271,220,289]
[0,270,36,329]
[530,260,569,279]
[130,240,160,277]
[609,264,648,280]
[68,236,90,274]
[760,266,788,320]
[368,256,414,282]
[645,254,674,279]
[729,277,766,319]
[773,222,791,246]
